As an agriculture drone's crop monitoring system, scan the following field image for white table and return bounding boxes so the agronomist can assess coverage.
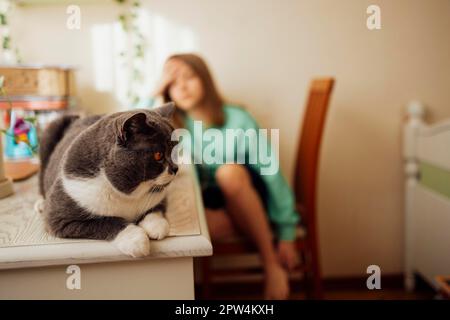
[0,164,212,299]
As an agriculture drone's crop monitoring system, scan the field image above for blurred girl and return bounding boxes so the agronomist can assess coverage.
[138,53,300,299]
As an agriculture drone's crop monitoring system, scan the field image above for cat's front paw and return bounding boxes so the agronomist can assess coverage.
[34,198,45,214]
[113,224,150,258]
[139,212,170,240]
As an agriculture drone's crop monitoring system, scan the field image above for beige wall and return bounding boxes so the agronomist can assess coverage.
[11,0,450,277]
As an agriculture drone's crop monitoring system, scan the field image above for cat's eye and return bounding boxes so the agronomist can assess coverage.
[153,151,163,161]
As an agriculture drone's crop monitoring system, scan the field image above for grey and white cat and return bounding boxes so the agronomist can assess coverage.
[37,103,178,257]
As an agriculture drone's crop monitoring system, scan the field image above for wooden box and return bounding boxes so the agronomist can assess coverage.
[0,65,75,97]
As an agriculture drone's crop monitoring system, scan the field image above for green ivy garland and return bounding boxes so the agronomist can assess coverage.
[114,0,146,107]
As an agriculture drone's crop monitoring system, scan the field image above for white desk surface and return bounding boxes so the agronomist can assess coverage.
[0,164,212,270]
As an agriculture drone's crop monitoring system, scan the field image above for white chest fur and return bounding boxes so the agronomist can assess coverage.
[61,169,167,222]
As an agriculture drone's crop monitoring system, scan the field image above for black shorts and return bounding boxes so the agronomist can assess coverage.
[201,165,268,210]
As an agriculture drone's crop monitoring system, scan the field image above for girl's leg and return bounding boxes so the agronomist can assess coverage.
[205,208,239,241]
[215,164,289,300]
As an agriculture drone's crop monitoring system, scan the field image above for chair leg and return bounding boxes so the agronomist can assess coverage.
[300,249,312,299]
[200,257,212,299]
[308,238,323,299]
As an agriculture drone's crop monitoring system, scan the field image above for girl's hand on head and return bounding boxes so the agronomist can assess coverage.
[277,240,300,272]
[154,59,183,96]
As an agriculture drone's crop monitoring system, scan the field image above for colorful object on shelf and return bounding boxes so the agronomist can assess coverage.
[3,110,38,159]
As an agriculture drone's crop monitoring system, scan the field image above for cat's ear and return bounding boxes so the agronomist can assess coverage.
[154,102,175,119]
[116,112,147,145]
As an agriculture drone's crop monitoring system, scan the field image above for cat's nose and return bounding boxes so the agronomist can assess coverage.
[169,165,178,175]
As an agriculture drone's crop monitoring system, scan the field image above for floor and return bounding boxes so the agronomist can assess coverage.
[195,278,436,300]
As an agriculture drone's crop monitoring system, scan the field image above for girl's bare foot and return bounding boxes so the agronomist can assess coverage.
[264,263,290,300]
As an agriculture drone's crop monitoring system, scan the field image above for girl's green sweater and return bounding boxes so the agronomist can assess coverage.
[136,100,300,240]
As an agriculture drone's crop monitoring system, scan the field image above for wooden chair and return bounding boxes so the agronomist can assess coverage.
[199,78,335,299]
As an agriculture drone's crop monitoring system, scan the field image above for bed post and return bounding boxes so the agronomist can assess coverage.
[403,101,425,291]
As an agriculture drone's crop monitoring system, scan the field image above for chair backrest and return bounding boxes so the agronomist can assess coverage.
[294,78,334,226]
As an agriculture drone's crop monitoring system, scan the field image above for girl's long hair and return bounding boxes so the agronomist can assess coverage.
[160,53,224,127]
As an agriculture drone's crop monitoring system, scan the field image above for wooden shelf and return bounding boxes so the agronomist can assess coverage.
[0,100,69,111]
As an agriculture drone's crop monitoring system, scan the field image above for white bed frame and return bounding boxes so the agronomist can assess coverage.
[404,101,450,291]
